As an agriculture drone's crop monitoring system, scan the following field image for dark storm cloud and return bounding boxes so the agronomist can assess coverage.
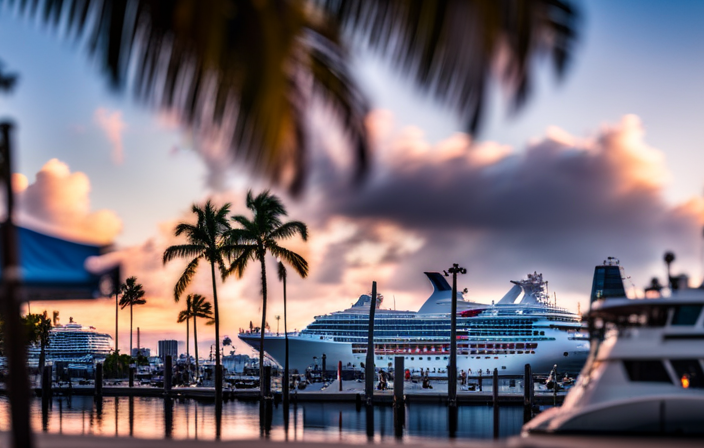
[306,114,703,299]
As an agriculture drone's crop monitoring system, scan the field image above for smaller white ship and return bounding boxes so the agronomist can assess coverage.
[523,258,704,435]
[28,317,113,365]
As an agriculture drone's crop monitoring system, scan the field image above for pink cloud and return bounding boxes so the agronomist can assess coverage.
[15,159,122,245]
[94,108,127,164]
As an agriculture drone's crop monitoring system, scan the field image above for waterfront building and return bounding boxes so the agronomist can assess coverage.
[131,347,151,358]
[158,340,178,361]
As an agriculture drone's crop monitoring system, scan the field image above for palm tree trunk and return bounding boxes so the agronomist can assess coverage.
[209,261,221,399]
[283,271,289,406]
[130,302,133,358]
[259,252,268,398]
[186,316,190,383]
[193,315,199,380]
[115,289,119,354]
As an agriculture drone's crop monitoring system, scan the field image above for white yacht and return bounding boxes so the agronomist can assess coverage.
[239,272,589,375]
[524,259,704,435]
[28,317,113,365]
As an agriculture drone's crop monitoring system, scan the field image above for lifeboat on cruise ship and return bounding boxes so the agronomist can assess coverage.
[460,309,483,317]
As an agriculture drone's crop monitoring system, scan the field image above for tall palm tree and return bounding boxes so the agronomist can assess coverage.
[119,277,147,358]
[177,295,193,383]
[163,201,232,396]
[227,190,309,397]
[11,0,578,193]
[278,261,291,406]
[178,293,214,381]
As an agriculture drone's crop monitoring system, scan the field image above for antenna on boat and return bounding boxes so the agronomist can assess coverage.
[553,292,557,307]
[393,295,396,311]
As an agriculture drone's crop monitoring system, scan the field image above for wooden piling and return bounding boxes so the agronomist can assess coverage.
[95,363,103,397]
[41,365,52,403]
[365,281,378,404]
[263,365,272,398]
[394,356,404,407]
[493,368,499,439]
[164,355,172,393]
[523,363,533,423]
[338,361,342,391]
[129,366,135,388]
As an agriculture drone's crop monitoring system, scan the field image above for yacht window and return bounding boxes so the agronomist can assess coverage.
[623,360,672,383]
[671,305,703,326]
[670,360,704,389]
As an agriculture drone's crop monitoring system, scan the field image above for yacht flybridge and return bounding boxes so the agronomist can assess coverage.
[239,271,588,375]
[524,258,704,435]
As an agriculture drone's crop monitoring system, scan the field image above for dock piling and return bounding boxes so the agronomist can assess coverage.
[394,356,404,407]
[164,355,172,393]
[338,361,342,391]
[523,363,533,423]
[41,365,52,404]
[492,368,499,439]
[263,365,272,398]
[129,366,135,388]
[364,281,378,405]
[95,363,103,397]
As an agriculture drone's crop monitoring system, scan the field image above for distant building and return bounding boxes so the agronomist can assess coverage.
[158,340,178,361]
[131,347,151,358]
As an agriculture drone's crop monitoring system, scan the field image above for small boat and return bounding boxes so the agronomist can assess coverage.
[523,257,704,435]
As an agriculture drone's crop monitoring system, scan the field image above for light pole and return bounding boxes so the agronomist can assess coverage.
[447,263,466,407]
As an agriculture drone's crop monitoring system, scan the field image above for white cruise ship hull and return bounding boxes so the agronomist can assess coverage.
[238,332,588,375]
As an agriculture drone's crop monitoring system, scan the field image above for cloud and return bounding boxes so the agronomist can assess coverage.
[94,108,127,164]
[15,159,122,245]
[309,113,703,299]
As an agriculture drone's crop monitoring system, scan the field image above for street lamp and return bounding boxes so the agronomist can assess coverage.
[447,263,466,407]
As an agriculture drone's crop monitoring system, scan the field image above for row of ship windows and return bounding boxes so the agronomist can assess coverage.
[358,352,538,361]
[309,330,549,339]
[312,320,540,327]
[623,359,703,388]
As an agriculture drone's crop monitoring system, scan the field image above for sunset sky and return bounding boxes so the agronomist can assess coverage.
[1,0,703,357]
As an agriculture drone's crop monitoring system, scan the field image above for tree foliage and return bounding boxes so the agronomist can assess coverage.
[226,190,308,395]
[8,0,578,192]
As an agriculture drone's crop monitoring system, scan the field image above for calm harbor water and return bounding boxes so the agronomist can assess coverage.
[0,396,526,442]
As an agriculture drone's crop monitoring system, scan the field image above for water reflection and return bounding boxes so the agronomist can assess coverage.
[0,396,525,442]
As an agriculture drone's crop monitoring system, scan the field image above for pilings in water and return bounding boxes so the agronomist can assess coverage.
[164,355,172,393]
[41,365,52,405]
[364,281,378,405]
[262,366,272,398]
[393,356,405,438]
[523,363,534,423]
[493,368,499,439]
[338,361,342,392]
[95,363,103,398]
[129,366,135,388]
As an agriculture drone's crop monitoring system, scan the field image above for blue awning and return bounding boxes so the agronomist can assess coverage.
[0,225,120,301]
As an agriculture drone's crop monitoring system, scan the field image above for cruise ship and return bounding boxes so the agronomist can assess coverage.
[28,317,114,365]
[238,272,589,375]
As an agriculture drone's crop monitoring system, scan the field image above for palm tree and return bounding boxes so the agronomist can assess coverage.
[11,1,578,192]
[119,277,147,358]
[177,295,193,383]
[277,261,291,406]
[227,190,309,397]
[177,293,214,381]
[163,201,232,397]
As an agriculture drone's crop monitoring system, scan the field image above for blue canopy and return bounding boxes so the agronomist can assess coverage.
[0,225,120,301]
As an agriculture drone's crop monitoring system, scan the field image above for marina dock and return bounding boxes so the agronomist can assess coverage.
[4,378,566,405]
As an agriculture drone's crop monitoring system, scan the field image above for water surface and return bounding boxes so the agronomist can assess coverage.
[0,396,525,443]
